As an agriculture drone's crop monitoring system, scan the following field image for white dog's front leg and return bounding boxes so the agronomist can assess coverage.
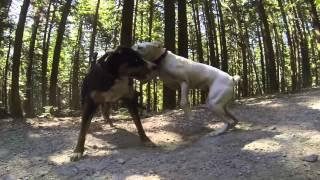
[180,82,192,120]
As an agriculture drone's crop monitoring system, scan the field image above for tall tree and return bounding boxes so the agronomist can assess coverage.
[216,0,228,72]
[120,0,134,47]
[295,6,311,88]
[178,0,188,59]
[203,0,217,67]
[89,0,100,67]
[146,0,154,112]
[308,0,320,44]
[71,20,83,110]
[257,0,278,93]
[41,0,54,107]
[231,0,248,96]
[278,0,297,92]
[49,0,72,107]
[25,8,41,117]
[163,0,176,110]
[0,0,12,49]
[10,0,30,119]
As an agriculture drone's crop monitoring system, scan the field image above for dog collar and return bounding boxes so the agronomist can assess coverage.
[153,49,168,65]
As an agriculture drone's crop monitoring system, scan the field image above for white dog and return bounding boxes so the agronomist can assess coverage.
[132,42,241,135]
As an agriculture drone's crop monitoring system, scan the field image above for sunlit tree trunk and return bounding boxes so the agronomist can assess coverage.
[49,0,72,107]
[25,9,41,117]
[89,0,100,67]
[216,0,228,72]
[71,20,83,110]
[278,0,297,92]
[10,0,30,119]
[41,0,54,107]
[257,0,278,93]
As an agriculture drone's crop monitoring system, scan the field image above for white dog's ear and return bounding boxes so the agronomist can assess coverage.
[152,41,163,48]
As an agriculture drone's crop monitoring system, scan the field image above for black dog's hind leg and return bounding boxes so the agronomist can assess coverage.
[122,96,155,147]
[70,100,98,161]
[101,102,114,127]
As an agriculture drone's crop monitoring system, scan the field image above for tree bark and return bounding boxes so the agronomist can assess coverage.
[10,0,30,119]
[120,0,134,47]
[308,0,320,44]
[257,0,278,93]
[278,0,297,92]
[216,0,228,72]
[203,0,217,67]
[2,29,12,110]
[41,0,55,107]
[163,0,176,110]
[25,9,41,117]
[71,20,83,110]
[0,0,12,49]
[146,0,154,112]
[89,0,100,67]
[49,0,72,107]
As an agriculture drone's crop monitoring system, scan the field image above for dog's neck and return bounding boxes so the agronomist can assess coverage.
[153,49,168,65]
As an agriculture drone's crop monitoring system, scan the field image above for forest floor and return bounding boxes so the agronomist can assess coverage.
[1,88,320,180]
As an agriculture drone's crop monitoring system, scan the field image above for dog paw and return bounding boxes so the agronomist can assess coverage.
[70,152,83,162]
[208,123,229,136]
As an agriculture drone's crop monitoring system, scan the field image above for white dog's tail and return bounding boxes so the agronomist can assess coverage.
[233,75,241,83]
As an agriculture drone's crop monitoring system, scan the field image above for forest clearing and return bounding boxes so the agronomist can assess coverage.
[1,88,320,179]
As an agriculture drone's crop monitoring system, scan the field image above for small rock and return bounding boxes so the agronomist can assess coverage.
[302,154,318,162]
[269,126,277,130]
[92,145,98,149]
[117,158,126,164]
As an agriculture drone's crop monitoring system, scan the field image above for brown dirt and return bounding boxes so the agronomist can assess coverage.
[1,88,320,180]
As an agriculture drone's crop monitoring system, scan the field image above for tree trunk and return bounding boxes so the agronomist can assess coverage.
[231,0,248,97]
[41,0,55,107]
[146,0,154,112]
[295,6,312,88]
[257,25,266,93]
[191,1,204,64]
[203,0,217,67]
[2,29,12,110]
[49,0,72,107]
[120,0,134,47]
[89,0,100,67]
[163,0,176,110]
[216,0,228,72]
[10,0,30,119]
[308,0,320,44]
[71,20,83,110]
[0,0,12,49]
[257,0,278,93]
[278,0,297,92]
[25,10,41,117]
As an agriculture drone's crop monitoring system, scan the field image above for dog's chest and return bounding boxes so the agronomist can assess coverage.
[91,78,130,103]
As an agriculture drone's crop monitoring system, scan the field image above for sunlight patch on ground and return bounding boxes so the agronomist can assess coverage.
[125,174,161,180]
[149,131,184,150]
[242,139,281,153]
[297,100,320,110]
[48,149,73,165]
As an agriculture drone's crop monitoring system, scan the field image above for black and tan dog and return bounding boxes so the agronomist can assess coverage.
[70,46,155,161]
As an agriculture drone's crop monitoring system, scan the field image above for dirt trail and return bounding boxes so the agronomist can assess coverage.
[1,89,320,180]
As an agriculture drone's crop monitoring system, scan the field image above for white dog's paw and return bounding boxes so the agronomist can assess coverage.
[207,123,229,137]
